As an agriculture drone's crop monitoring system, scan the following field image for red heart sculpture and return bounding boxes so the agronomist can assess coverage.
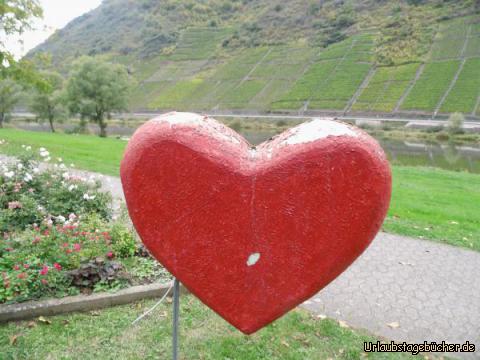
[121,112,391,334]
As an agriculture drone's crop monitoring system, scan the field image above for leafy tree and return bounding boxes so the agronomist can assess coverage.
[30,71,66,132]
[0,79,21,127]
[447,112,464,135]
[66,57,132,137]
[0,0,43,72]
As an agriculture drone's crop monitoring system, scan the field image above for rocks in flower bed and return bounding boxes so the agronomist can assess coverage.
[135,243,152,258]
[67,257,126,289]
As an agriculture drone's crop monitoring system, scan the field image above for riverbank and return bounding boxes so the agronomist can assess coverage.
[0,128,479,251]
[8,116,480,144]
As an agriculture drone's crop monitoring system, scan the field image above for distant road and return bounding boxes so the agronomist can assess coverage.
[130,112,480,125]
[11,111,480,127]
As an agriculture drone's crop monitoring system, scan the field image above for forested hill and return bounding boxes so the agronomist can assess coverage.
[29,0,480,117]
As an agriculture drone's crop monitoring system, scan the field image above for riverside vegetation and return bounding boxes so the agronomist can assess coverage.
[0,129,478,252]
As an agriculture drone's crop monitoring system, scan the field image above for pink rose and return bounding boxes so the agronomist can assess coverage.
[39,265,49,276]
[8,201,22,209]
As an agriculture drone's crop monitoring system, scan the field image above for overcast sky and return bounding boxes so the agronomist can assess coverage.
[6,0,103,59]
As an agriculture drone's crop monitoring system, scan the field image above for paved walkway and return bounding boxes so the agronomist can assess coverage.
[75,169,480,359]
[1,155,479,358]
[302,233,480,359]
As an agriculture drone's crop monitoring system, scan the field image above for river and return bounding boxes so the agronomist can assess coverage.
[12,122,480,174]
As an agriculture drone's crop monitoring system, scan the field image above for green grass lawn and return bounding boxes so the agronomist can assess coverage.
[384,166,479,250]
[0,296,412,359]
[0,129,126,176]
[1,128,479,251]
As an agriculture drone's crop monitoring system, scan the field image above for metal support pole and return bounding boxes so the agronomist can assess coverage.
[172,278,180,360]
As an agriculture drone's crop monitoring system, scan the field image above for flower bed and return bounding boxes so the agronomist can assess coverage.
[0,147,170,304]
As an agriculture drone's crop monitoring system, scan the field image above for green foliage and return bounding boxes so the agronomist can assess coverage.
[309,61,372,109]
[127,257,171,281]
[429,17,470,61]
[0,153,112,233]
[168,27,233,60]
[0,79,21,127]
[353,63,419,112]
[110,223,136,258]
[0,215,131,303]
[440,58,480,113]
[0,152,141,303]
[447,112,465,134]
[374,4,436,65]
[149,79,203,109]
[30,71,67,132]
[0,0,43,72]
[219,80,267,109]
[279,60,338,103]
[20,0,477,114]
[401,61,460,111]
[66,56,133,137]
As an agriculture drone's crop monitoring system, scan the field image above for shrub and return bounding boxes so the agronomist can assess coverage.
[447,112,465,135]
[128,257,171,282]
[229,120,242,132]
[425,125,444,133]
[0,149,138,303]
[436,132,450,141]
[110,223,136,258]
[0,150,112,233]
[0,213,133,303]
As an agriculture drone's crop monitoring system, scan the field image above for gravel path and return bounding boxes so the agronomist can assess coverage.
[2,155,479,358]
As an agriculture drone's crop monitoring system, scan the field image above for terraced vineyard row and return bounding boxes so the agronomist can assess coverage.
[130,17,480,116]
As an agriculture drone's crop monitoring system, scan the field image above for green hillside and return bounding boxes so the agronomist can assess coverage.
[30,0,480,117]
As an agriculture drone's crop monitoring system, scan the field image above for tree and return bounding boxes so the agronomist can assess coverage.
[447,112,464,135]
[0,0,43,73]
[30,71,66,132]
[0,79,21,127]
[66,57,132,137]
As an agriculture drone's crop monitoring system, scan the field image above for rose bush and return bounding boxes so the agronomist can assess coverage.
[0,151,111,232]
[0,147,168,304]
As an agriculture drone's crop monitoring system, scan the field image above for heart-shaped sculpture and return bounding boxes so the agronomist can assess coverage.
[121,112,391,334]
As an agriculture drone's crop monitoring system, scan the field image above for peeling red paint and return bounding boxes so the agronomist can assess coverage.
[121,112,391,334]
